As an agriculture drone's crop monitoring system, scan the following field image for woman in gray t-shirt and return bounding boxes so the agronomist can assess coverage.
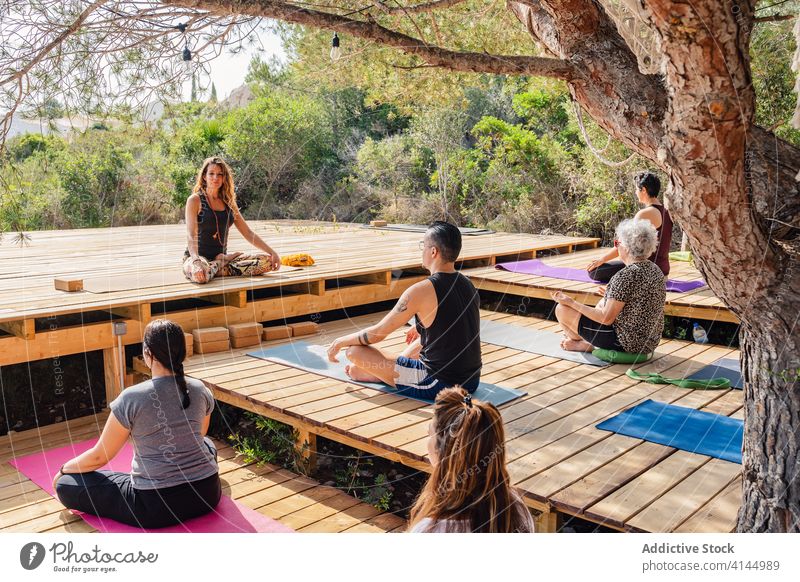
[54,320,221,529]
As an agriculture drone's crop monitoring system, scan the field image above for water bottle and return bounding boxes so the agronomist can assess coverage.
[692,323,709,344]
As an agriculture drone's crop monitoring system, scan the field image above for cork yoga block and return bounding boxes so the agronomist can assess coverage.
[231,335,261,348]
[192,327,229,343]
[54,278,83,292]
[193,339,230,354]
[288,322,320,337]
[263,326,293,341]
[184,333,194,357]
[370,220,388,227]
[228,322,264,339]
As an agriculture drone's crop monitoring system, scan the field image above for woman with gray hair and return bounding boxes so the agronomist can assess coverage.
[551,219,666,354]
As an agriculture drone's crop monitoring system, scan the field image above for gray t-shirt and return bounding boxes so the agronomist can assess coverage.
[110,376,217,490]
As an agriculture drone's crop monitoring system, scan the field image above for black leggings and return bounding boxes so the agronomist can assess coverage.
[588,260,625,283]
[55,440,221,529]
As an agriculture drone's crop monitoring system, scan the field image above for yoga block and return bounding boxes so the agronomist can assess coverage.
[231,334,261,348]
[193,339,230,354]
[370,220,388,227]
[228,322,263,339]
[263,325,293,341]
[288,322,319,337]
[184,333,194,357]
[54,277,83,292]
[192,327,229,343]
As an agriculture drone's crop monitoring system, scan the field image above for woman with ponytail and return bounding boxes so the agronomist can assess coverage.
[53,320,221,528]
[409,387,535,533]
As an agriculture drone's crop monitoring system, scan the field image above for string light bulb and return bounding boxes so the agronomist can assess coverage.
[330,32,341,62]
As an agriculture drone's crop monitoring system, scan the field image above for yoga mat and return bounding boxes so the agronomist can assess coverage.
[479,319,610,367]
[362,223,494,236]
[686,357,743,390]
[11,439,293,533]
[596,399,743,463]
[83,266,303,293]
[248,341,526,406]
[495,259,707,293]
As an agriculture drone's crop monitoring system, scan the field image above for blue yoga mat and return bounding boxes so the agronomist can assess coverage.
[479,319,610,367]
[596,399,743,463]
[686,357,742,389]
[248,341,526,406]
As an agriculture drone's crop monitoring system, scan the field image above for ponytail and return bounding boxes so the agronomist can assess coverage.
[175,362,191,409]
[142,319,190,409]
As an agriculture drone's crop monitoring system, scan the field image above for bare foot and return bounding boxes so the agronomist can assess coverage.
[190,267,208,284]
[344,364,381,383]
[561,338,594,352]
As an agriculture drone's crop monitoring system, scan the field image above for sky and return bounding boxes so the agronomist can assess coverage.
[183,28,286,102]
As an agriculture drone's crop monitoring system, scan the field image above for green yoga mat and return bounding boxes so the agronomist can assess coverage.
[479,319,610,367]
[626,368,731,390]
[247,341,526,406]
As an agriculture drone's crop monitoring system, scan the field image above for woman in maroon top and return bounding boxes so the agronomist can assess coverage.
[586,172,673,282]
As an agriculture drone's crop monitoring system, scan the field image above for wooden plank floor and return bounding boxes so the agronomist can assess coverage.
[0,412,406,533]
[464,248,738,324]
[183,310,743,533]
[0,220,598,324]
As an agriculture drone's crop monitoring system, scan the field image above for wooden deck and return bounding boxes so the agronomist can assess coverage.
[464,248,738,324]
[178,310,743,533]
[0,411,406,533]
[0,220,597,404]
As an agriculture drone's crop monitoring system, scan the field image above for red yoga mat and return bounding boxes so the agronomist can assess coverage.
[10,438,293,533]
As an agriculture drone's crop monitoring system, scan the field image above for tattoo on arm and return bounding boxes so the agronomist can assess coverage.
[360,331,371,346]
[394,297,409,313]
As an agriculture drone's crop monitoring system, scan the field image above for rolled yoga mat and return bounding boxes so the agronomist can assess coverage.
[596,399,743,463]
[10,439,294,533]
[361,223,494,235]
[685,357,742,390]
[495,259,707,293]
[248,341,526,406]
[479,319,610,367]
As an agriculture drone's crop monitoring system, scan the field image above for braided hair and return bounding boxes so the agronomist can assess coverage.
[142,319,190,409]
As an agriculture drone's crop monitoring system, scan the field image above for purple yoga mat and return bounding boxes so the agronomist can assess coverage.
[10,438,293,533]
[495,259,706,293]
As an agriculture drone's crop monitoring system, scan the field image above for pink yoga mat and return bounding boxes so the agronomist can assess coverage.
[11,439,293,533]
[495,259,707,293]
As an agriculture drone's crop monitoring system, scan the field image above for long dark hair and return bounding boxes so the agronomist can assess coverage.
[409,387,529,532]
[143,319,190,409]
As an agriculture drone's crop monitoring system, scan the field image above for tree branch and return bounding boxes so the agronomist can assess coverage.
[754,14,794,23]
[170,0,575,78]
[374,0,467,14]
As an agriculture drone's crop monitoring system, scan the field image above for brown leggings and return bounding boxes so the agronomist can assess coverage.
[182,252,272,283]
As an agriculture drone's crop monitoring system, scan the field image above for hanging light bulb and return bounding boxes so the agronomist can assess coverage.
[330,32,341,62]
[182,42,193,73]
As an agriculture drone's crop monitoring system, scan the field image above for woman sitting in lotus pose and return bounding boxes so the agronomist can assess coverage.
[552,219,665,355]
[183,156,280,284]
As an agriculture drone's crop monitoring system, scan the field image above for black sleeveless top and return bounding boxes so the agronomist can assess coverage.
[415,271,482,390]
[191,193,234,260]
[648,203,673,277]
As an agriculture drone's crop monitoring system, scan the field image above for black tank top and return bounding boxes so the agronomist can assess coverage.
[192,193,234,260]
[648,203,673,277]
[415,271,482,390]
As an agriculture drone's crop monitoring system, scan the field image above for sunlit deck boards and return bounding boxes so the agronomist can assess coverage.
[0,412,406,533]
[184,310,743,533]
[464,248,738,324]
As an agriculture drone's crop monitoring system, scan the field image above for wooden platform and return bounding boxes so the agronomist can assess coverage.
[0,220,597,403]
[0,411,406,533]
[180,310,743,533]
[464,248,738,324]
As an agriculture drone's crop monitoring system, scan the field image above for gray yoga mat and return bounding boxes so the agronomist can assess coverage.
[247,341,526,406]
[479,319,610,367]
[686,357,742,390]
